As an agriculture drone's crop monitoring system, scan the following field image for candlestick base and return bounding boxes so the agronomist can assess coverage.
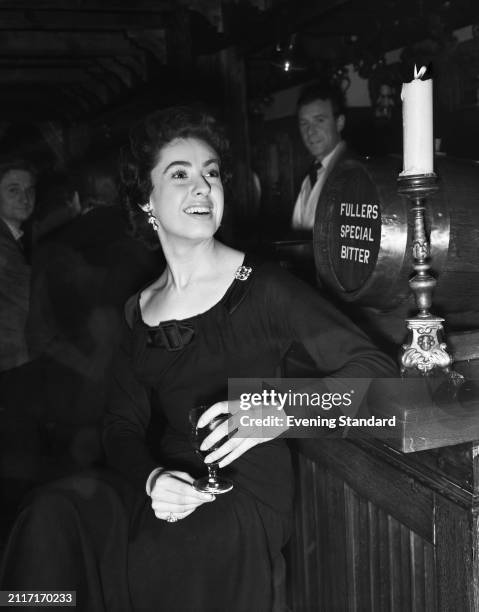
[400,317,462,384]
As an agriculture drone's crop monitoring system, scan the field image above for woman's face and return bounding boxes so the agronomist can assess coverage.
[149,137,223,242]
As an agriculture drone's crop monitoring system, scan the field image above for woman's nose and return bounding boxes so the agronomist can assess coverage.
[194,174,211,196]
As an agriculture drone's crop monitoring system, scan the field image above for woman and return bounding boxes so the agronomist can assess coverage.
[1,107,396,611]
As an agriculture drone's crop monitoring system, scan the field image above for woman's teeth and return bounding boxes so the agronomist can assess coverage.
[185,206,211,215]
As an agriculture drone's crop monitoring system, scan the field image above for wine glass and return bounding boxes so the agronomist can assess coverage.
[188,405,233,494]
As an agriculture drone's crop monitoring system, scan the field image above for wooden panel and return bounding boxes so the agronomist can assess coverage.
[286,454,438,611]
[435,495,475,611]
[287,453,322,611]
[299,439,434,541]
[324,468,348,611]
[377,509,391,611]
[343,485,360,610]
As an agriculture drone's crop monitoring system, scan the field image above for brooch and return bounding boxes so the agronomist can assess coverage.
[235,265,253,281]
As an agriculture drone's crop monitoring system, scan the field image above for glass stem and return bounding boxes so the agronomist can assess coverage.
[207,464,217,484]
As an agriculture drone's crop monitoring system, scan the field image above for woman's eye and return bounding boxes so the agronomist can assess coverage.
[205,169,220,178]
[172,170,188,179]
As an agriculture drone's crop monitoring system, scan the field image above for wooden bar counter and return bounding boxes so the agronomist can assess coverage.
[284,360,479,611]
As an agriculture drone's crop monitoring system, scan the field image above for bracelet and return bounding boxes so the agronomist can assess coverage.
[145,467,166,496]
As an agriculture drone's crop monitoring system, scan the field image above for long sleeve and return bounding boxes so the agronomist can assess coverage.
[261,264,398,423]
[103,320,159,491]
[263,265,396,377]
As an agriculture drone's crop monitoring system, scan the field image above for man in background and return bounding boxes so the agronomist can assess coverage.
[0,160,36,372]
[291,81,349,231]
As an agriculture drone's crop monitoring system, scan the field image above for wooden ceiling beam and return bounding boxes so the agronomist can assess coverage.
[114,54,148,82]
[62,84,102,115]
[0,1,173,10]
[87,64,124,97]
[67,83,105,110]
[59,86,93,115]
[0,57,92,67]
[0,31,140,56]
[0,66,89,83]
[96,57,135,88]
[74,76,115,106]
[0,105,69,121]
[0,9,171,31]
[127,29,167,63]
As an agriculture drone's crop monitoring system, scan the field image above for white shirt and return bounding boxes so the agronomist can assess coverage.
[291,141,345,231]
[2,218,24,242]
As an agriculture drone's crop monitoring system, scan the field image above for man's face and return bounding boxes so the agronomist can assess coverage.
[298,98,345,162]
[0,169,35,227]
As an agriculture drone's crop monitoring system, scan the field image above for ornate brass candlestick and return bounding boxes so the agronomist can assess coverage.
[397,173,462,383]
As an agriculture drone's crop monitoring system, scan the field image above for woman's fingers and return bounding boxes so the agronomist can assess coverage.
[199,403,244,452]
[196,401,229,428]
[201,410,248,459]
[199,419,232,453]
[150,470,215,521]
[150,471,215,506]
[203,429,248,464]
[151,500,202,513]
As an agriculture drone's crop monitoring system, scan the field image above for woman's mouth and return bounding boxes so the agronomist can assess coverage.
[184,205,212,216]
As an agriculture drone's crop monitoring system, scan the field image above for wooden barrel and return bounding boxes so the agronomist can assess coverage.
[313,155,479,330]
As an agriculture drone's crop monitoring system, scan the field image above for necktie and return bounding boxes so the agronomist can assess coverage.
[308,161,323,187]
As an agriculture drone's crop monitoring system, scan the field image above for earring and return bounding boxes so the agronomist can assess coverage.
[139,201,160,231]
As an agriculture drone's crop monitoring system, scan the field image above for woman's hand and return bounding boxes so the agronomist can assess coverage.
[150,470,215,521]
[197,400,289,468]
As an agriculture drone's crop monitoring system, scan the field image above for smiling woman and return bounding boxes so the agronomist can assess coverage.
[121,106,230,251]
[0,107,397,612]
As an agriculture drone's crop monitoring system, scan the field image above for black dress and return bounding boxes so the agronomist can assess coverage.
[1,256,396,611]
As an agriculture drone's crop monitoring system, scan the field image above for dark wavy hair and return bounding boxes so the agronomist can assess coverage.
[296,81,346,118]
[120,106,230,249]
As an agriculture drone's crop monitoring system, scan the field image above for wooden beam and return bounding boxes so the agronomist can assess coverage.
[59,86,93,115]
[0,67,89,83]
[87,64,124,97]
[0,57,92,67]
[114,54,148,81]
[96,57,135,88]
[127,29,167,63]
[67,83,104,110]
[0,9,171,31]
[75,78,112,106]
[0,31,139,56]
[0,1,173,10]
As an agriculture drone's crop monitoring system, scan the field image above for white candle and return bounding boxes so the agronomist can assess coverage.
[400,65,434,176]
